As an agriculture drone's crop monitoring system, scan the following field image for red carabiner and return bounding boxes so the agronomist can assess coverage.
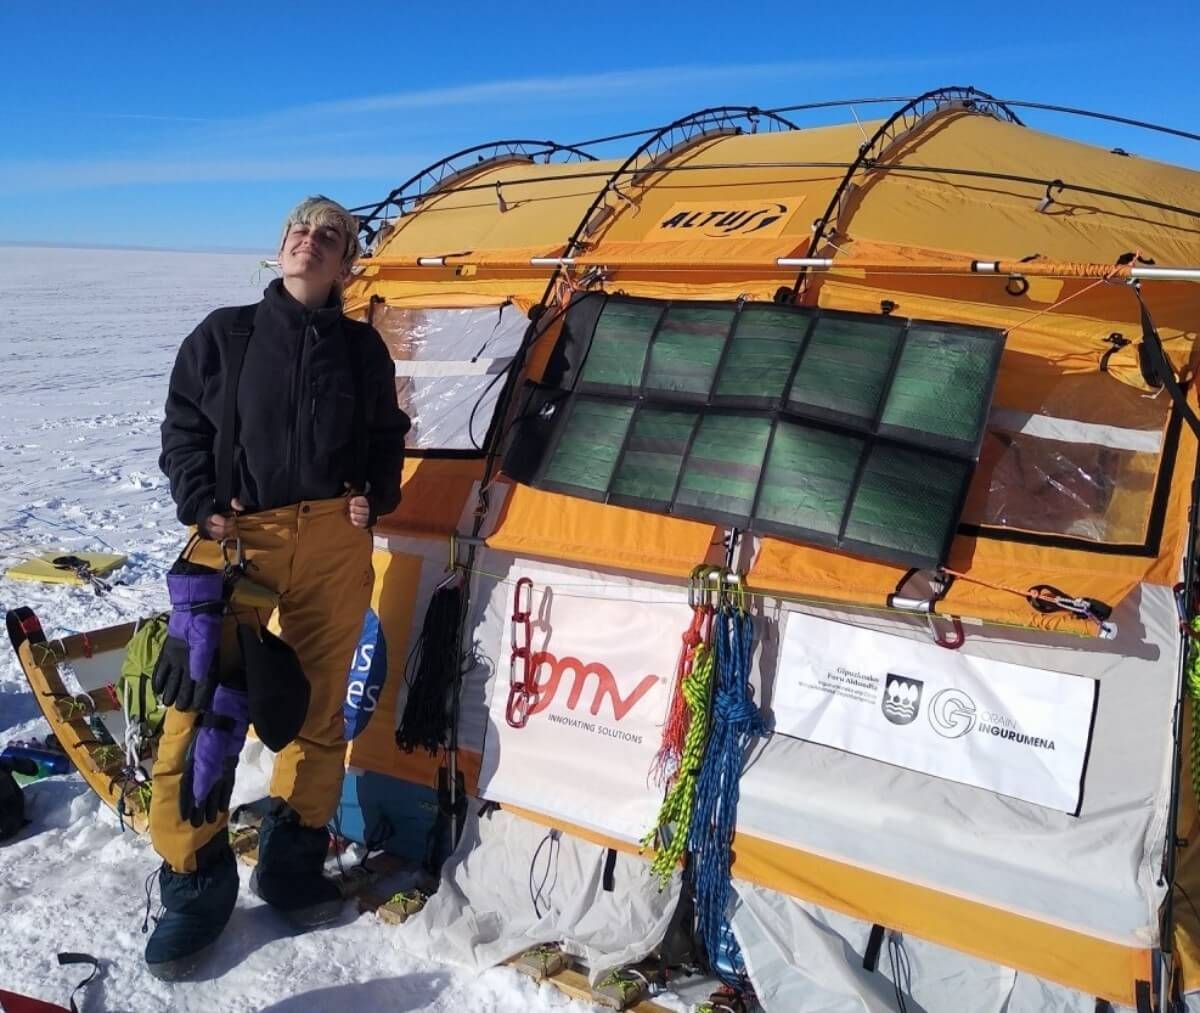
[507,577,535,728]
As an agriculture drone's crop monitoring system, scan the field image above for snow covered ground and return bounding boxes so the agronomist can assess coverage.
[0,246,607,1012]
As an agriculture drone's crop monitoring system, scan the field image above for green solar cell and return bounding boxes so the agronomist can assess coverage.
[878,325,997,452]
[643,305,734,399]
[755,423,864,537]
[610,409,698,505]
[541,399,634,495]
[674,415,771,521]
[842,445,969,564]
[578,301,661,394]
[714,306,811,403]
[787,314,902,428]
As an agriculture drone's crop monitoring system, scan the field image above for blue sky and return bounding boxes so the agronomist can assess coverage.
[3,1,1197,251]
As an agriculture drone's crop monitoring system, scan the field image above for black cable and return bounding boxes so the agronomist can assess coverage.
[360,159,1200,225]
[566,95,1200,153]
[887,931,913,1013]
[528,828,560,918]
[995,99,1200,145]
[395,585,465,754]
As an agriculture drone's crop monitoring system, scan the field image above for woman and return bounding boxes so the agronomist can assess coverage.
[146,196,409,980]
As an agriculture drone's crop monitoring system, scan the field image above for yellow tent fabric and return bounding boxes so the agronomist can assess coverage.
[344,101,1200,1004]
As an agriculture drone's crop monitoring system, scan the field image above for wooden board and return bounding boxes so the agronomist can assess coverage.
[5,607,149,833]
[507,948,674,1012]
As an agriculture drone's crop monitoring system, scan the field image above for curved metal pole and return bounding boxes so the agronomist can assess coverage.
[352,139,597,249]
[787,86,1022,301]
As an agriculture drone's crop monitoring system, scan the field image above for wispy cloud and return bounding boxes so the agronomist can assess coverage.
[0,155,425,192]
[3,48,1052,192]
[91,112,216,123]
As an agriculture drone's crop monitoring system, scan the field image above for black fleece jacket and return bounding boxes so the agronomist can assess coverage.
[160,279,410,531]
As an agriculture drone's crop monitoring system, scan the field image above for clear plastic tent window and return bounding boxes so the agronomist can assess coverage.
[373,303,529,452]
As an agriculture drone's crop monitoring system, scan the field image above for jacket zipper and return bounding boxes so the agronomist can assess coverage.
[287,315,314,504]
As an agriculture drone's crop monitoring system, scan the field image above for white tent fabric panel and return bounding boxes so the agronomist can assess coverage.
[452,546,1178,947]
[397,806,682,981]
[731,882,1105,1013]
[738,582,1180,946]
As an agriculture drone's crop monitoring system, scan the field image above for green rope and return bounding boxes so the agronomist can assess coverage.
[91,744,123,768]
[1188,617,1200,808]
[643,641,715,886]
[387,889,423,906]
[596,970,644,1002]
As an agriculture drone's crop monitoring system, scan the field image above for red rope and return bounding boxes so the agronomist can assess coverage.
[650,605,711,788]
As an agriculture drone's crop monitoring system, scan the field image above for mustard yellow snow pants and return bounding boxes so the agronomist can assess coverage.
[149,498,373,872]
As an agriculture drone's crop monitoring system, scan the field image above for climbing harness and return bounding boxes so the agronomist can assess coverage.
[506,576,535,728]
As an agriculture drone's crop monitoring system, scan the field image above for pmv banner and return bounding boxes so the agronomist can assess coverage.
[478,561,684,842]
[774,611,1099,814]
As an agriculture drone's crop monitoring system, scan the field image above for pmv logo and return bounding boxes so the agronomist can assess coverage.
[881,674,924,726]
[527,652,658,722]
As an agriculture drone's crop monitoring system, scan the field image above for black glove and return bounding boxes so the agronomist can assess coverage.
[152,633,219,712]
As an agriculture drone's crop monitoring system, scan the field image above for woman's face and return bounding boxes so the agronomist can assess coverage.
[279,221,348,289]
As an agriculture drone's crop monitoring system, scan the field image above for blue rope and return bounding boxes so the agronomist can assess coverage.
[688,605,770,989]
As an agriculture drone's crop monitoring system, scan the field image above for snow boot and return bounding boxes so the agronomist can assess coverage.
[145,836,237,981]
[250,799,344,928]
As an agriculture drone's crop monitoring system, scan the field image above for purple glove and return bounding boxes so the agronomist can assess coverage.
[179,683,249,827]
[152,563,225,712]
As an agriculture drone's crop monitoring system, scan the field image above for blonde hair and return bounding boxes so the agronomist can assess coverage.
[280,195,361,270]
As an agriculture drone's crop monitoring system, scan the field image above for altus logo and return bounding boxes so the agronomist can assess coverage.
[526,652,658,722]
[657,203,790,237]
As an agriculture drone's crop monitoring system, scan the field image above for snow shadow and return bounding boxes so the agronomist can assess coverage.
[0,680,41,730]
[256,973,448,1011]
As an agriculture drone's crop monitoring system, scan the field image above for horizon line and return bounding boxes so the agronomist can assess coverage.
[0,239,269,256]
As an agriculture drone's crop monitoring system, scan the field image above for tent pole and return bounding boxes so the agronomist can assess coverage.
[1158,423,1200,1011]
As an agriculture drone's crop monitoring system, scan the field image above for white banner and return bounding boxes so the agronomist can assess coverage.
[774,612,1099,814]
[478,562,684,842]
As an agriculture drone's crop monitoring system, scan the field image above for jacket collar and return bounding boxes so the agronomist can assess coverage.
[262,277,343,332]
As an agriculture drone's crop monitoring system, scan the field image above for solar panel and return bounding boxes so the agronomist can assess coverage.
[540,399,634,500]
[755,422,865,544]
[674,414,772,525]
[608,408,698,512]
[578,300,661,395]
[517,295,1004,567]
[643,304,734,401]
[714,305,811,407]
[786,311,903,430]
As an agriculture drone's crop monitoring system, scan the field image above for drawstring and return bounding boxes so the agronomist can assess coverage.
[141,866,163,935]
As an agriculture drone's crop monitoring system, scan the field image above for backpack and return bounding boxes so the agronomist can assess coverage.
[118,614,169,737]
[0,762,26,841]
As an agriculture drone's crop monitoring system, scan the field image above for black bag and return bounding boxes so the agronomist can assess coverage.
[237,625,311,752]
[0,758,33,841]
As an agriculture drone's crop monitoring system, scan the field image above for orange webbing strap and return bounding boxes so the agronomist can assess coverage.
[941,567,1115,636]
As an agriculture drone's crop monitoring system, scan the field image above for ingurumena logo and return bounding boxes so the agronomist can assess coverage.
[927,688,977,739]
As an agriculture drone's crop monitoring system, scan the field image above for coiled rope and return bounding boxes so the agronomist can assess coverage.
[688,604,769,987]
[643,634,716,887]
